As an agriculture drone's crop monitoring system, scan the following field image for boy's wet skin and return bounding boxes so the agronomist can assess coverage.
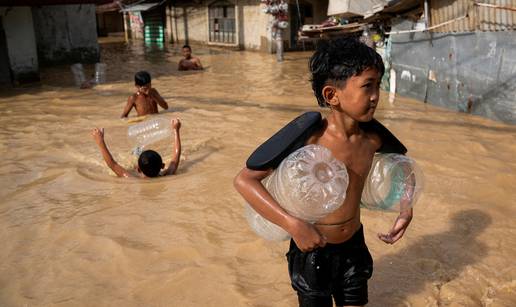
[121,71,169,118]
[308,67,382,244]
[129,87,167,116]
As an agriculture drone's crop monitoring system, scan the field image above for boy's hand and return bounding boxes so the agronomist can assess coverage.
[91,128,105,144]
[289,218,327,252]
[172,118,181,130]
[378,210,412,244]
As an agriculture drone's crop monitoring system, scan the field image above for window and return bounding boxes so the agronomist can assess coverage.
[209,1,236,44]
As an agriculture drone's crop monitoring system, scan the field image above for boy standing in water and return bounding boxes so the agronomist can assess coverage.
[91,118,181,178]
[178,45,203,71]
[234,38,412,306]
[121,71,169,118]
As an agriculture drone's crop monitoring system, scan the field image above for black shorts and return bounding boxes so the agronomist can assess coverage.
[286,226,373,307]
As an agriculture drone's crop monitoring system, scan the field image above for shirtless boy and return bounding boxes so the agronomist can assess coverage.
[92,118,181,178]
[121,71,169,118]
[178,45,203,71]
[234,38,412,307]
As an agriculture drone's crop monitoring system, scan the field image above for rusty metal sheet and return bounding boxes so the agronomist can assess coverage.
[430,0,516,32]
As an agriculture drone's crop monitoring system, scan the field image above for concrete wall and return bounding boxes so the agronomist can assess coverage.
[0,7,39,83]
[390,19,516,124]
[240,1,270,51]
[166,0,272,51]
[166,0,329,52]
[32,5,99,65]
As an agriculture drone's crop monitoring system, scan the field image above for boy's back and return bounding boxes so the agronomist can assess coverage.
[129,88,163,117]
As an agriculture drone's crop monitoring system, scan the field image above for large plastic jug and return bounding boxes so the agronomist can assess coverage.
[127,117,171,154]
[245,144,349,241]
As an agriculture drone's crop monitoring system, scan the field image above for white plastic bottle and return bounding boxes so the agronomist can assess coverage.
[94,63,107,84]
[70,63,86,87]
[127,117,171,154]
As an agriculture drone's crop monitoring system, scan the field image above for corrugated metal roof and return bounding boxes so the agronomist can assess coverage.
[430,0,516,32]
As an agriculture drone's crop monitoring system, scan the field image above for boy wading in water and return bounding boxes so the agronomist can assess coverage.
[121,71,169,118]
[178,45,203,71]
[234,38,412,306]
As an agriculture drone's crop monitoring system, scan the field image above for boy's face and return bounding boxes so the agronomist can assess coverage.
[182,47,192,59]
[328,67,381,122]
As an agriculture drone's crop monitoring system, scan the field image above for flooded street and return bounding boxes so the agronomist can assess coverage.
[0,41,515,307]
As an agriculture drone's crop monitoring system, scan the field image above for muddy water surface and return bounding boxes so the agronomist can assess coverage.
[0,42,515,307]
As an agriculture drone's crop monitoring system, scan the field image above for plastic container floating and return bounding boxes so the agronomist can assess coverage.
[245,204,290,241]
[94,63,107,84]
[361,153,424,212]
[246,144,349,241]
[70,63,86,87]
[127,117,171,155]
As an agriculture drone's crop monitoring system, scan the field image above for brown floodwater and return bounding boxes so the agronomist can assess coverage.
[0,41,515,307]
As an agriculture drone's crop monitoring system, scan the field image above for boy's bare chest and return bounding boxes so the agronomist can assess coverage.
[310,135,376,179]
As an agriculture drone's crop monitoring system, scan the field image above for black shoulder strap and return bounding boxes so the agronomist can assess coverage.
[359,119,407,154]
[246,112,323,170]
[246,113,407,171]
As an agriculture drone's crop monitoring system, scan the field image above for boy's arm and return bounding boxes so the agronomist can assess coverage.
[150,88,169,110]
[378,208,413,244]
[178,60,186,71]
[164,119,181,175]
[234,167,326,252]
[194,58,203,70]
[91,128,132,178]
[121,95,135,118]
[376,135,413,244]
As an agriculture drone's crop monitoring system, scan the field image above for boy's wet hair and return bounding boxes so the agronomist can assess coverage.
[182,45,191,51]
[309,37,385,107]
[135,71,151,86]
[138,150,163,177]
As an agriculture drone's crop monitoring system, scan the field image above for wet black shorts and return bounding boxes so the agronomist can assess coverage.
[286,226,373,307]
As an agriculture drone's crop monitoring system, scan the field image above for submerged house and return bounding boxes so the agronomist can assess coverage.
[0,0,106,85]
[120,0,329,51]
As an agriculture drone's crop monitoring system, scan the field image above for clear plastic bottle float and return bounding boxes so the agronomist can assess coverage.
[127,117,171,155]
[246,144,349,241]
[94,63,107,84]
[70,63,86,87]
[361,153,424,212]
[245,204,291,241]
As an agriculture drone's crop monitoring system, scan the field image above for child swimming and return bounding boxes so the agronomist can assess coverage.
[92,118,181,178]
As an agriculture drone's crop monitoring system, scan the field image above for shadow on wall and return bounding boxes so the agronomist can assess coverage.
[369,209,492,306]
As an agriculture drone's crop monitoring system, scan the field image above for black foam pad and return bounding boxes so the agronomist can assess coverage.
[246,112,323,170]
[246,112,407,170]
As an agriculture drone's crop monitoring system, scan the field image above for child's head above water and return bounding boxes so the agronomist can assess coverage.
[309,37,385,108]
[182,45,192,59]
[135,71,151,87]
[138,150,164,177]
